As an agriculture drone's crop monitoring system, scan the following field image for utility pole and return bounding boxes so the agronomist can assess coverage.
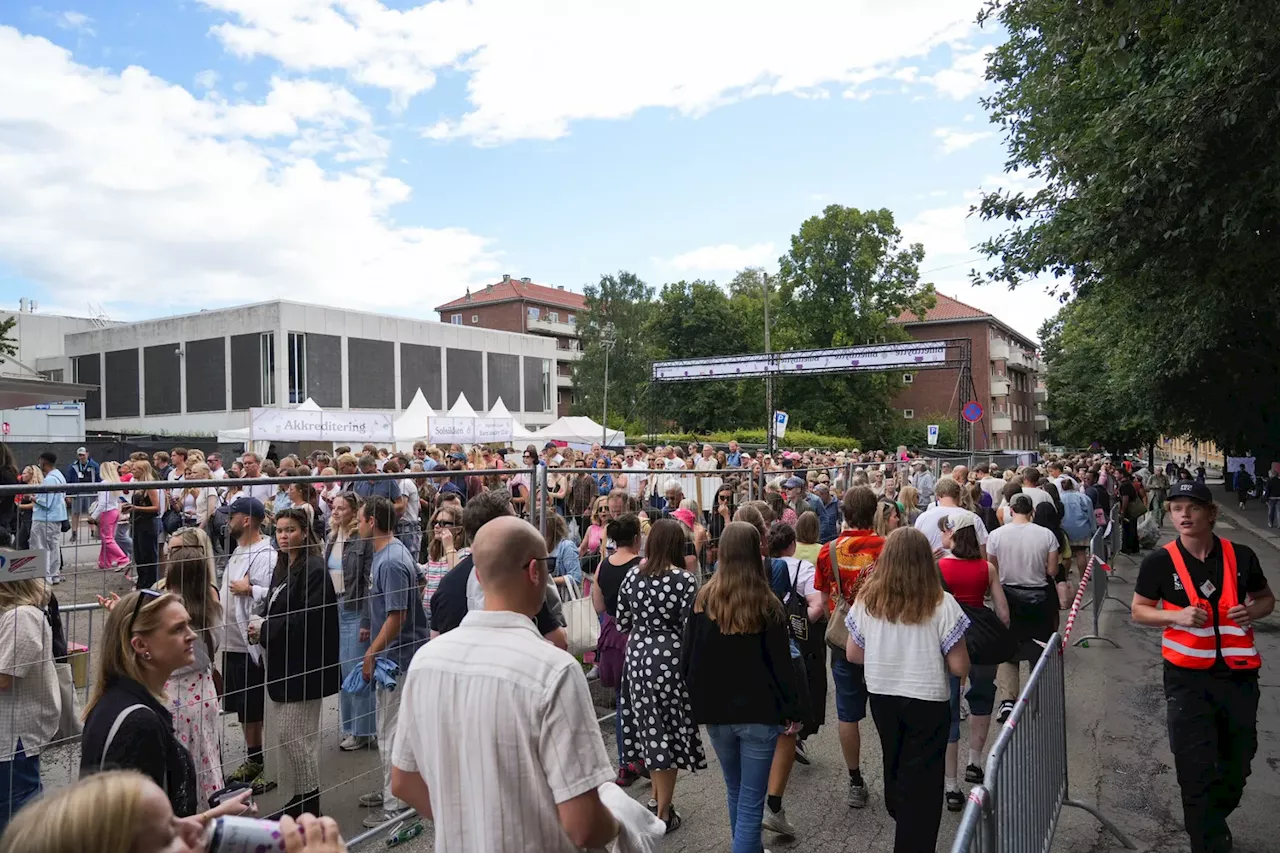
[601,322,616,448]
[763,272,773,454]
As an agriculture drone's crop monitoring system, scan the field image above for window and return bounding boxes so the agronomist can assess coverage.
[548,311,559,323]
[903,409,915,419]
[260,332,276,406]
[567,314,576,325]
[528,306,541,321]
[450,314,462,325]
[542,359,552,411]
[902,373,914,384]
[287,332,306,404]
[40,369,64,382]
[471,314,479,324]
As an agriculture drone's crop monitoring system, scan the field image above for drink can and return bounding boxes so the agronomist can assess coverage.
[204,816,286,852]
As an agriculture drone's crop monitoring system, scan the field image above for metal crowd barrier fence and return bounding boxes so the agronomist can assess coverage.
[950,629,1135,852]
[1072,524,1126,649]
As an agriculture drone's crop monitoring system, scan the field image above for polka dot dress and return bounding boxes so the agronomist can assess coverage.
[616,568,706,772]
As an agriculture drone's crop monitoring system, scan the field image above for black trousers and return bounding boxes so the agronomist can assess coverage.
[869,693,950,853]
[1164,666,1260,853]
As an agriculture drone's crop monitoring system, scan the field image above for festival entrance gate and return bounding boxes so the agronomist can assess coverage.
[650,339,978,449]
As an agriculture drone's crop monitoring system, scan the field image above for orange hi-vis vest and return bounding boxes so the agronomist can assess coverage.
[1161,539,1261,671]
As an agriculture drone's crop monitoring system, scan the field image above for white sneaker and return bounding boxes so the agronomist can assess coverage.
[762,806,797,836]
[340,734,373,751]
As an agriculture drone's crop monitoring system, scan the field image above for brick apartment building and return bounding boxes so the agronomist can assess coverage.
[436,275,586,415]
[890,293,1045,451]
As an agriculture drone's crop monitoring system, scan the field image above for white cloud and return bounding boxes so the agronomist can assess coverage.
[933,126,993,154]
[902,205,974,258]
[0,26,499,316]
[199,0,980,144]
[56,11,94,35]
[665,243,776,273]
[924,46,992,100]
[194,69,219,90]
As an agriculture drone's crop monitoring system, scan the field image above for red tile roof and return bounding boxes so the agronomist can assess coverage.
[892,292,991,324]
[436,278,587,312]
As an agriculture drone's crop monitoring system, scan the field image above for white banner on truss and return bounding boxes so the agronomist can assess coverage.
[652,343,948,381]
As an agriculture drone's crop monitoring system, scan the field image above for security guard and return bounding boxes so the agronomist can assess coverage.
[1131,481,1274,853]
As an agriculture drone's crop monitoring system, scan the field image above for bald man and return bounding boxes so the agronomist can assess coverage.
[391,516,620,853]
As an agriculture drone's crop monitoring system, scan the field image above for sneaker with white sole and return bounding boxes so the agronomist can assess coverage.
[762,806,797,836]
[362,808,408,829]
[847,779,869,808]
[358,791,384,808]
[996,700,1015,724]
[340,734,373,751]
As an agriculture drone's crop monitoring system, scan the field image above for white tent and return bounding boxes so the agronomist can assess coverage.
[429,393,479,444]
[533,416,624,449]
[446,393,478,419]
[216,397,324,453]
[394,389,436,451]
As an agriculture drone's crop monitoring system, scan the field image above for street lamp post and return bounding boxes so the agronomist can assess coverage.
[601,322,616,448]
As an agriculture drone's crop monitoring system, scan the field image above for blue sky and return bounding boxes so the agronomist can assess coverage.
[0,1,1061,340]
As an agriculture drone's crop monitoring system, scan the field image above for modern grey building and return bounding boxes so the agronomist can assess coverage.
[62,300,558,436]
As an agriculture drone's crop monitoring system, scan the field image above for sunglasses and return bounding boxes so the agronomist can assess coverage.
[433,519,458,528]
[128,588,164,634]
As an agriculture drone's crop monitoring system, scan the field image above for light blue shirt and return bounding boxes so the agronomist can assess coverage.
[33,468,68,523]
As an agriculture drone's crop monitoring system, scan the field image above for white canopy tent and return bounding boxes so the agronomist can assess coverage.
[533,416,624,450]
[394,389,436,451]
[428,393,479,444]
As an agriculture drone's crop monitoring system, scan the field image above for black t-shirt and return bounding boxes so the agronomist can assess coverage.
[1119,481,1137,502]
[596,555,640,618]
[1085,484,1110,515]
[1135,537,1269,673]
[429,554,559,636]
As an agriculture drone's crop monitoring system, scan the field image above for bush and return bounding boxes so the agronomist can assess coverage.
[641,427,860,451]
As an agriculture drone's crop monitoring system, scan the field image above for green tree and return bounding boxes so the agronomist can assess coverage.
[775,205,936,442]
[571,271,655,428]
[647,280,754,433]
[974,0,1280,461]
[0,317,15,359]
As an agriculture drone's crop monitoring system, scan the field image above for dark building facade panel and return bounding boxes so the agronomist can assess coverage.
[229,333,261,411]
[143,344,182,416]
[184,338,226,413]
[104,348,140,419]
[400,343,443,410]
[486,353,519,410]
[446,349,483,410]
[523,356,547,413]
[304,333,343,408]
[73,355,101,420]
[347,337,395,409]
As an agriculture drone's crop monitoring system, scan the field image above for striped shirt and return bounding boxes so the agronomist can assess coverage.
[392,610,613,853]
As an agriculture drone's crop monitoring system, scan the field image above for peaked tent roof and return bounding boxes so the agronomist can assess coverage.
[297,397,322,411]
[533,416,624,448]
[394,389,435,441]
[446,393,478,419]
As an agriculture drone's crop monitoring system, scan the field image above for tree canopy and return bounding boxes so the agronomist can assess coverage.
[974,0,1280,460]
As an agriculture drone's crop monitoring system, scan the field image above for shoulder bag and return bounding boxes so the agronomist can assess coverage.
[53,662,83,742]
[561,577,600,658]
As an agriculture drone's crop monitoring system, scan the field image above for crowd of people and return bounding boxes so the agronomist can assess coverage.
[0,436,1251,852]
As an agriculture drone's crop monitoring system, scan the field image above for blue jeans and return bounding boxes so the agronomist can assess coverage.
[337,601,377,737]
[706,723,779,853]
[0,742,41,835]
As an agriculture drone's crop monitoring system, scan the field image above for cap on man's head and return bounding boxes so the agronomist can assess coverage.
[783,476,805,489]
[76,446,87,455]
[1168,481,1213,505]
[544,441,558,451]
[227,496,267,519]
[448,451,467,461]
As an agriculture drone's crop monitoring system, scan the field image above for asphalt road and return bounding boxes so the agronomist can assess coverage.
[35,503,1279,852]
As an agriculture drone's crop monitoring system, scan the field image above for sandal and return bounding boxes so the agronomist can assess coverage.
[663,805,682,835]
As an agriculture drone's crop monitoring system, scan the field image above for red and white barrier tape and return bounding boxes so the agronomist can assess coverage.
[1060,554,1107,648]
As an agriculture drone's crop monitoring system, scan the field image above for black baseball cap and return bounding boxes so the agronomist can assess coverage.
[227,496,267,519]
[1168,481,1213,505]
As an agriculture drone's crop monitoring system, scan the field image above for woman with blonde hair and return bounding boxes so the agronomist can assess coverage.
[898,484,921,526]
[873,499,902,538]
[16,465,41,550]
[0,578,59,833]
[80,589,202,817]
[682,522,799,853]
[0,770,341,853]
[844,527,970,853]
[324,492,375,751]
[180,462,219,532]
[95,461,130,571]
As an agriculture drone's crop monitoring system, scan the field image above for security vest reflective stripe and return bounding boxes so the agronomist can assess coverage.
[1161,539,1261,670]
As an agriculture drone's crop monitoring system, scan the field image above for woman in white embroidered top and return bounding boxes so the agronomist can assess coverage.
[843,526,970,853]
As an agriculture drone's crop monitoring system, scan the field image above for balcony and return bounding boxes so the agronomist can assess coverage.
[1035,413,1049,431]
[528,317,580,337]
[1034,386,1047,403]
[992,414,1013,433]
[989,339,1010,362]
[991,375,1010,397]
[556,372,574,388]
[555,347,584,362]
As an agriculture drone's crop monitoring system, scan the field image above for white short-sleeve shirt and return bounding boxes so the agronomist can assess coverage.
[986,520,1060,587]
[845,593,969,702]
[392,610,613,853]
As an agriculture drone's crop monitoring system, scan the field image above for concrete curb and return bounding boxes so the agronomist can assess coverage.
[1214,501,1280,552]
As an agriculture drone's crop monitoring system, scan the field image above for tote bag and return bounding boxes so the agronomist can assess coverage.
[562,578,601,658]
[53,662,83,742]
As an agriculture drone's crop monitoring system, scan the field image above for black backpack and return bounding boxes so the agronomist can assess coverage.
[781,557,813,643]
